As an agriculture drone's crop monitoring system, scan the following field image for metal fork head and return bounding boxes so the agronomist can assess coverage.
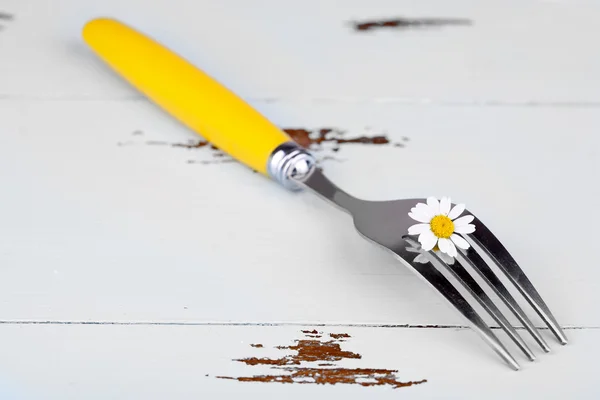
[352,198,567,370]
[295,168,566,370]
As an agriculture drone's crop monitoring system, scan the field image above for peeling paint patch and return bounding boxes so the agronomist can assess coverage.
[330,333,350,339]
[351,17,472,32]
[283,127,397,152]
[216,330,426,389]
[119,127,406,165]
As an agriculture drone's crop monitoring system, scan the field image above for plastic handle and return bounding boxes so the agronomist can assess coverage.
[82,17,291,175]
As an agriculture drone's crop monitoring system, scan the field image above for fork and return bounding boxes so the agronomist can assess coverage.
[82,17,567,370]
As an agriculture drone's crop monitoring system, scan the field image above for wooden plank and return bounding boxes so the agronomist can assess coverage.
[0,100,597,327]
[1,1,596,397]
[0,324,596,399]
[1,0,600,102]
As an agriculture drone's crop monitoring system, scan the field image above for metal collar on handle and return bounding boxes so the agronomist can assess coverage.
[267,142,317,191]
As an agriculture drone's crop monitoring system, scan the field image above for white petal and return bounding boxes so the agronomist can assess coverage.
[437,238,450,254]
[450,234,470,250]
[410,204,433,222]
[419,231,437,251]
[440,197,451,215]
[447,203,465,220]
[414,254,429,264]
[447,240,458,257]
[408,211,430,223]
[415,203,434,219]
[454,223,476,234]
[426,197,440,215]
[411,203,428,212]
[406,247,420,254]
[408,223,431,235]
[453,215,475,227]
[439,252,455,265]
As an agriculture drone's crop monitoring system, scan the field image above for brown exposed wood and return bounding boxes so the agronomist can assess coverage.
[236,339,360,366]
[122,127,404,166]
[329,333,350,339]
[235,357,290,366]
[129,127,401,155]
[218,368,427,388]
[288,339,361,363]
[217,330,426,389]
[283,128,392,150]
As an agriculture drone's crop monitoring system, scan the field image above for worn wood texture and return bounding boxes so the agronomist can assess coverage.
[2,0,600,103]
[1,0,599,398]
[0,100,597,328]
[0,324,597,399]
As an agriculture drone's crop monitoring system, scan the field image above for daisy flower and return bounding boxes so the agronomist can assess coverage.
[407,196,476,258]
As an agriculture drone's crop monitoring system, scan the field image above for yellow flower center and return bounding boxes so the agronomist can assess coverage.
[430,215,454,239]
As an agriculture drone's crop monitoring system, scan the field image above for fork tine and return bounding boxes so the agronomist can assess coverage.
[428,251,536,362]
[470,216,568,345]
[457,249,551,352]
[400,240,520,370]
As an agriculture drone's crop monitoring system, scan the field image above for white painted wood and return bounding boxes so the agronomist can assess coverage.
[1,0,600,103]
[0,100,597,327]
[1,1,598,397]
[0,324,596,399]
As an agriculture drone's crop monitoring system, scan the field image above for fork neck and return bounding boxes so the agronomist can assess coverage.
[266,141,360,213]
[293,167,361,214]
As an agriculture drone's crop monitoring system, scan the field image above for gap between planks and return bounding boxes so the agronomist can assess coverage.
[0,321,597,330]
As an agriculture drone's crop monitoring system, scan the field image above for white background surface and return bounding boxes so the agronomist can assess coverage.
[1,1,598,398]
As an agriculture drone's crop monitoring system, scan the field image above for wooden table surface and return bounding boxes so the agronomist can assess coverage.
[1,1,599,398]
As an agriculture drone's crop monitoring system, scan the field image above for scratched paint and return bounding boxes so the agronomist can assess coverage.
[216,330,426,389]
[118,127,407,164]
[330,333,350,339]
[282,128,395,152]
[351,17,472,32]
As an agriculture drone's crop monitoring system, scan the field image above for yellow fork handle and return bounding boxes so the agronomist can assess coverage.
[82,17,293,175]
